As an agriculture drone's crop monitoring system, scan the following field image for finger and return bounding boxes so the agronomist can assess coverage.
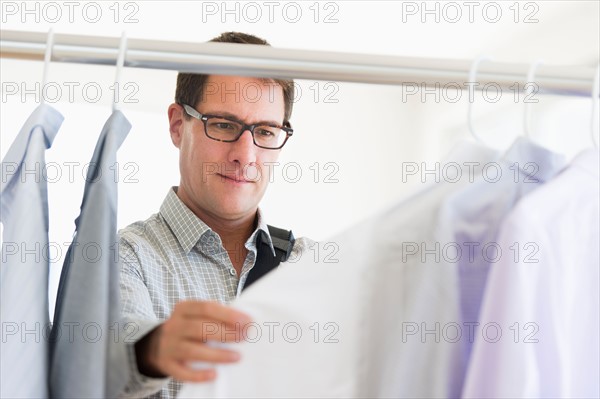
[177,301,251,325]
[171,341,241,363]
[166,361,217,383]
[176,301,252,325]
[177,319,245,343]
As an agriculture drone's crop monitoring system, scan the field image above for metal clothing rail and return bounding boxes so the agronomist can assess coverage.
[1,29,598,98]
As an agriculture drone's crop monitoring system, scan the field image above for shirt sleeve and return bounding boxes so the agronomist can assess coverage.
[118,236,171,398]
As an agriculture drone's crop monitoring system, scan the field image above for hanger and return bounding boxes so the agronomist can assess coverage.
[591,63,599,149]
[467,56,492,143]
[523,59,544,138]
[113,31,128,112]
[41,28,54,105]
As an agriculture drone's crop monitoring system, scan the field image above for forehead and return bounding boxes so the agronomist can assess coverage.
[198,75,284,117]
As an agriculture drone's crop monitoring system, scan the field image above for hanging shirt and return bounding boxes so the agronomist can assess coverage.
[178,140,500,399]
[50,110,131,399]
[1,104,63,399]
[434,136,566,380]
[462,149,600,399]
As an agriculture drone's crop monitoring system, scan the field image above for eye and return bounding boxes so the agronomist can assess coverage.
[208,119,240,132]
[255,127,276,137]
[214,122,235,130]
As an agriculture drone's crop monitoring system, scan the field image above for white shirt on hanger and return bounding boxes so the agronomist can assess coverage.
[462,149,600,399]
[434,136,566,378]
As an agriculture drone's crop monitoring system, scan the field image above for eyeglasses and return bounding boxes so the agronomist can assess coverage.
[182,104,293,150]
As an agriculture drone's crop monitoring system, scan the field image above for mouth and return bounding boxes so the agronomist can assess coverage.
[217,173,253,184]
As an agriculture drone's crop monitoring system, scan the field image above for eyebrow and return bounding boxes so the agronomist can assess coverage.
[201,110,282,126]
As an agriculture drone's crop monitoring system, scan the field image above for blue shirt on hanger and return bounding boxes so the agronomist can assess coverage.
[50,110,131,399]
[1,103,63,399]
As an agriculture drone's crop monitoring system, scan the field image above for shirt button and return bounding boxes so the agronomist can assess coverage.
[229,269,236,276]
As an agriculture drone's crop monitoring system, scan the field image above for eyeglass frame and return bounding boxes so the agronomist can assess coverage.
[181,103,294,150]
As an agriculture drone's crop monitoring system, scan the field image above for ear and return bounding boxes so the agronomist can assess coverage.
[168,103,184,148]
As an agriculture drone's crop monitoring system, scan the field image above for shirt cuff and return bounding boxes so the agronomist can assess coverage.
[119,318,172,398]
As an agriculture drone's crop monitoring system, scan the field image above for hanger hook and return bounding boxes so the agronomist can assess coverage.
[41,28,54,105]
[467,56,492,143]
[591,63,599,149]
[113,31,128,112]
[524,59,544,138]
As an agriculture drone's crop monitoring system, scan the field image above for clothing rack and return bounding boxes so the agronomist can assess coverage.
[1,29,598,98]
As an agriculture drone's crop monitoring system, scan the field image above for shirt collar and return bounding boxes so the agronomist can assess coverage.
[502,136,567,182]
[160,187,211,253]
[251,208,276,257]
[160,186,275,256]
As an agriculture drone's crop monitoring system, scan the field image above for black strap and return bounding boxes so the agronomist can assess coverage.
[242,225,295,291]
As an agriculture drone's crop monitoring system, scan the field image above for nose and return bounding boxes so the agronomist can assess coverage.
[227,129,257,166]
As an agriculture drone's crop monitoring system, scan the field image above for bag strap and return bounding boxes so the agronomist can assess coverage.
[242,225,295,291]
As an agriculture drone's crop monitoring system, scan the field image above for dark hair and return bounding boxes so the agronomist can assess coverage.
[175,32,294,125]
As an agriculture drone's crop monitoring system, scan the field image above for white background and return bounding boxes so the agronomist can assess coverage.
[0,0,598,314]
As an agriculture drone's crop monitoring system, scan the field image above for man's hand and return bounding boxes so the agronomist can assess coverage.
[135,300,252,382]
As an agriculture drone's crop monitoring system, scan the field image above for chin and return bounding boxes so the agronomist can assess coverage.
[216,200,256,218]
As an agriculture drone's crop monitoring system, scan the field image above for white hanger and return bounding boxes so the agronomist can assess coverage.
[591,63,599,149]
[467,56,492,143]
[113,31,128,112]
[523,59,544,138]
[41,28,54,105]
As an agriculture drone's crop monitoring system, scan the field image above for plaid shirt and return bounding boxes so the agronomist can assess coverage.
[118,187,312,399]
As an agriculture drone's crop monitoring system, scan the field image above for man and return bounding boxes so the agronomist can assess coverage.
[118,32,312,398]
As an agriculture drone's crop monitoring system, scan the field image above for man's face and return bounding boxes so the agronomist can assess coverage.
[169,75,286,222]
